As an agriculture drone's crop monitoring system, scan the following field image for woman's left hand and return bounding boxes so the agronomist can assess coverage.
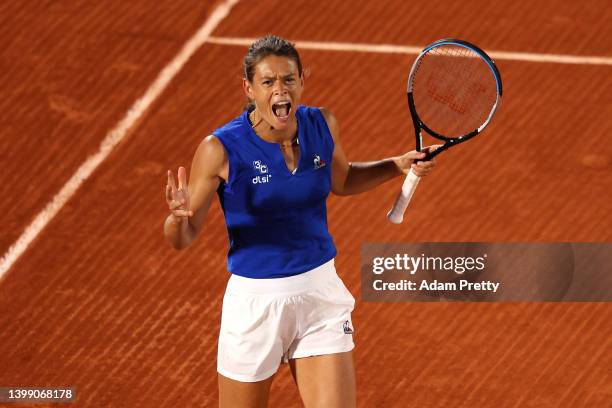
[394,145,442,177]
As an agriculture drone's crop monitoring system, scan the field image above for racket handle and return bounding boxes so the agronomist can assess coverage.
[387,168,421,224]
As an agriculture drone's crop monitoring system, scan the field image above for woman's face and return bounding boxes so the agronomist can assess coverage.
[244,55,304,131]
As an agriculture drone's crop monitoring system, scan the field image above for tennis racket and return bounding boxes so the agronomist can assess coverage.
[387,38,503,224]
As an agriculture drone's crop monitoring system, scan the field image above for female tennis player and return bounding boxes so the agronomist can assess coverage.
[163,35,437,407]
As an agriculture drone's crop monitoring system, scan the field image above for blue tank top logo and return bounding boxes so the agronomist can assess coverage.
[252,160,272,184]
[313,154,326,170]
[212,105,337,279]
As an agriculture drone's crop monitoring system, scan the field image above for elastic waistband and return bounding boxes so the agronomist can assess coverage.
[226,259,336,296]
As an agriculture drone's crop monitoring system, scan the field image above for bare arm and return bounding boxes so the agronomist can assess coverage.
[164,135,227,250]
[321,108,436,196]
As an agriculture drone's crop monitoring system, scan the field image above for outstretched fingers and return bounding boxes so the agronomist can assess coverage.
[165,184,173,203]
[423,144,443,154]
[178,166,187,191]
[166,167,192,217]
[167,170,178,196]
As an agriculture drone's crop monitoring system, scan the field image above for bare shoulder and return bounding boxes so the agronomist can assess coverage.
[318,107,340,140]
[192,134,228,179]
[197,134,226,157]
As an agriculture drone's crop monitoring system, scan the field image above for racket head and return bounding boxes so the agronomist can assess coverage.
[407,39,503,144]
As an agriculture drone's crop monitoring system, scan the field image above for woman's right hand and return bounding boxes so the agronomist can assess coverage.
[166,166,193,218]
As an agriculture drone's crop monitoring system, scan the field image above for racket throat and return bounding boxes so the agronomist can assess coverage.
[407,92,424,153]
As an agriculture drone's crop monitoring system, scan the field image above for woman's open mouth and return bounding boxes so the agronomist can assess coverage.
[272,101,292,120]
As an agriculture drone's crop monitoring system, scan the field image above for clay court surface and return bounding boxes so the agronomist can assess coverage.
[0,0,611,406]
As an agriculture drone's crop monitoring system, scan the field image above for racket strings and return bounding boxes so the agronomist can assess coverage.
[411,44,498,138]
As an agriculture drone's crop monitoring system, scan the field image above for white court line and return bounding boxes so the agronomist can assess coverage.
[0,0,240,281]
[208,36,612,66]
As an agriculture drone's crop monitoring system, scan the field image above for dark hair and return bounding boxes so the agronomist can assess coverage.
[243,35,303,111]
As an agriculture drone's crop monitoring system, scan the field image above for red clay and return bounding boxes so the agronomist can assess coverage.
[0,1,610,407]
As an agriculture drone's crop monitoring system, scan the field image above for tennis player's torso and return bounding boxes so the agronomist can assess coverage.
[216,106,333,215]
[212,105,337,278]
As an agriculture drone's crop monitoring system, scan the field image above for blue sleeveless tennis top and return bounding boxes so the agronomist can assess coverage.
[213,105,337,278]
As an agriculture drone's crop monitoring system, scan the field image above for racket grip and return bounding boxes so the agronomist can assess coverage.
[387,168,421,224]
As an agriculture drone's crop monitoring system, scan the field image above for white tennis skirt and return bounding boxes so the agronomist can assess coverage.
[217,259,355,382]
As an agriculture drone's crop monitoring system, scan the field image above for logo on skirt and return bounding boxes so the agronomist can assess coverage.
[343,320,353,334]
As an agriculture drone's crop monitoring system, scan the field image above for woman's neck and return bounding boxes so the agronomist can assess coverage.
[250,109,297,144]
